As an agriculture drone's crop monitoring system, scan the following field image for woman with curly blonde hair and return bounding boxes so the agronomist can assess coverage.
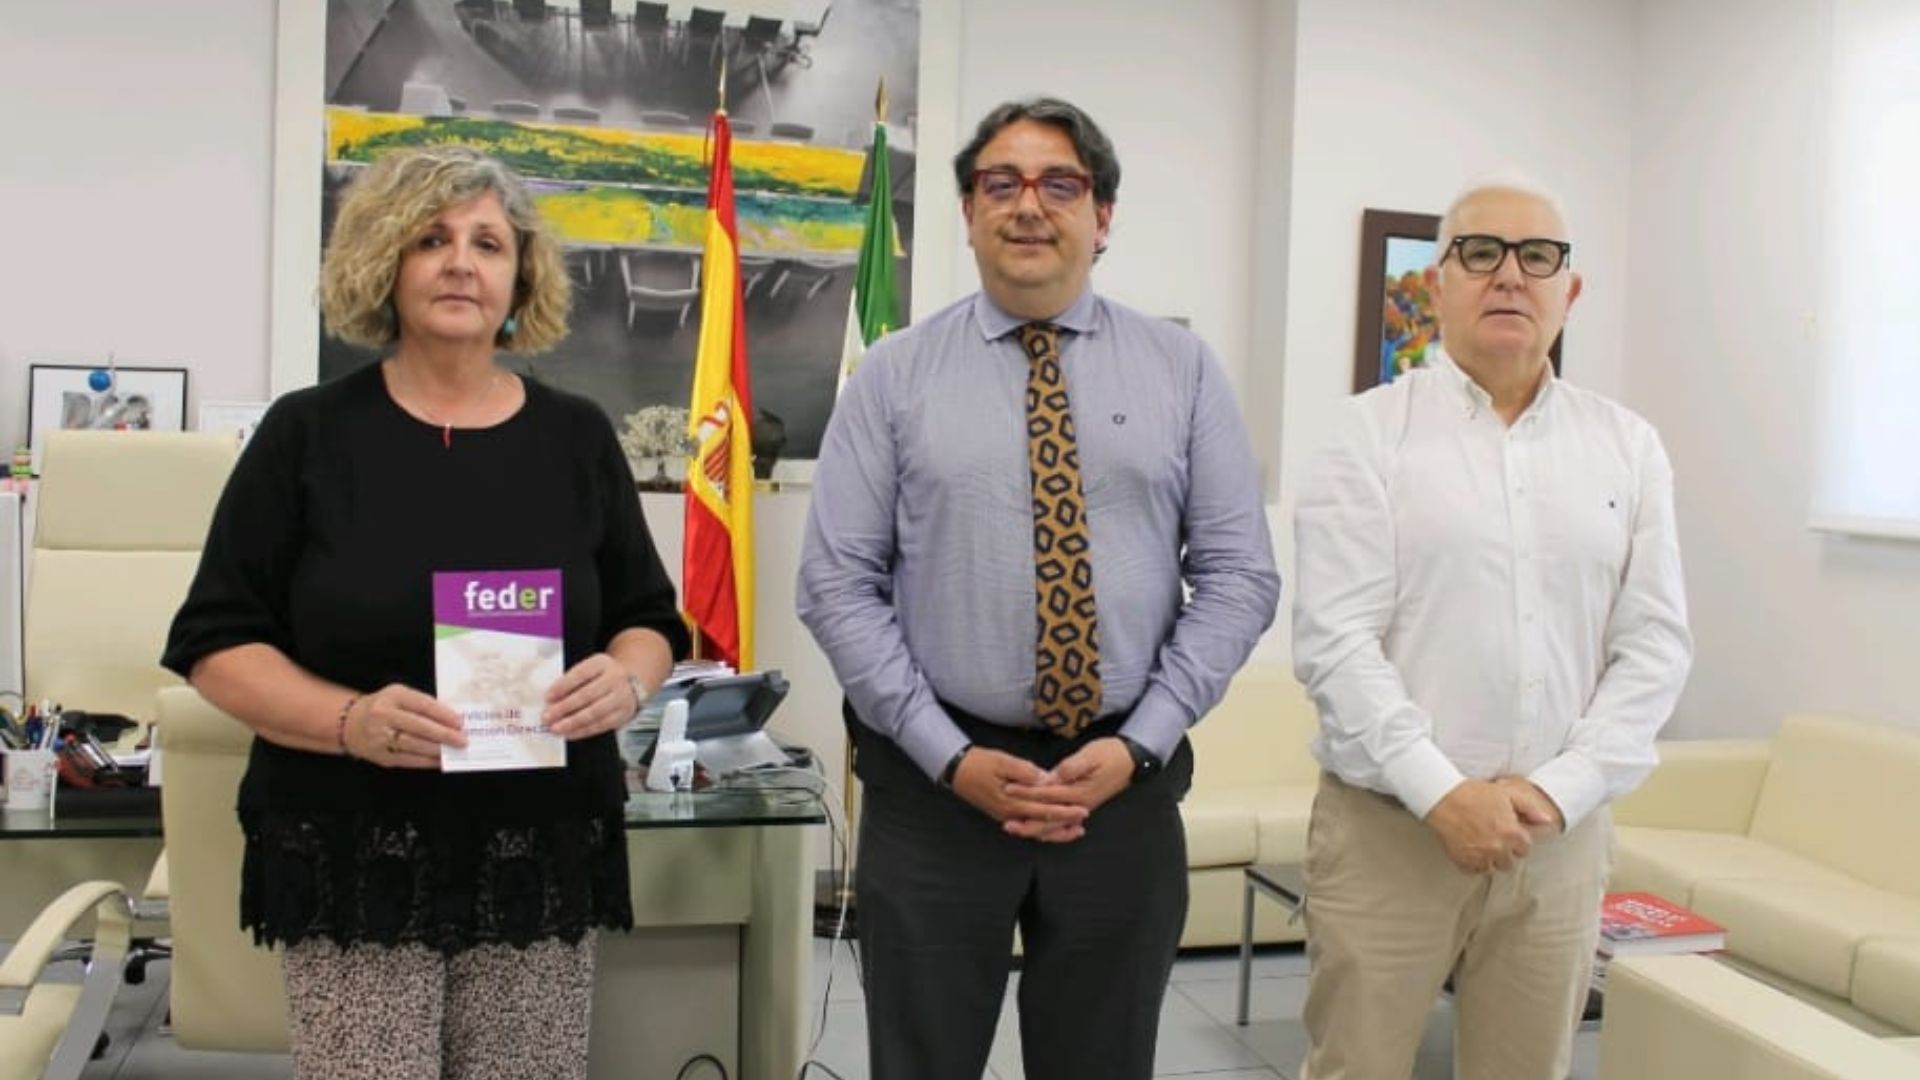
[164,145,688,1079]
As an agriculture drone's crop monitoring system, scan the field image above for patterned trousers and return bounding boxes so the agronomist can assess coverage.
[283,933,596,1080]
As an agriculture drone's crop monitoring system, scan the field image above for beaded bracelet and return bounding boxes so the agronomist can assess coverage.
[336,695,361,758]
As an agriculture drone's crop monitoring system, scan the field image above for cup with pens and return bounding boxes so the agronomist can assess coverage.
[2,700,133,813]
[3,702,63,813]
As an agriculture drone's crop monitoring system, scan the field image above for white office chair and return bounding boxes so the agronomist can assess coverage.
[0,881,131,1080]
[155,686,287,1052]
[5,431,234,940]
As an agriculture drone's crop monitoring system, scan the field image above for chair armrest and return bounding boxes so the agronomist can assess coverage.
[0,881,131,993]
[142,851,170,902]
[156,685,255,755]
[1611,738,1773,832]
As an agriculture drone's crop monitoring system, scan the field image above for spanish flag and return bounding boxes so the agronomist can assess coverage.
[684,111,754,669]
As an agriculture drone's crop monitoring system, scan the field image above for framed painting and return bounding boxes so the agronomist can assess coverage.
[1352,208,1562,393]
[270,0,936,474]
[25,363,190,474]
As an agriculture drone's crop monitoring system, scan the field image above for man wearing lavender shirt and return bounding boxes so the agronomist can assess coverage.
[797,97,1279,1080]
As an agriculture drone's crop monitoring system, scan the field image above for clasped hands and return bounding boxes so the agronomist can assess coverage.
[949,736,1135,843]
[1424,776,1566,874]
[339,653,641,768]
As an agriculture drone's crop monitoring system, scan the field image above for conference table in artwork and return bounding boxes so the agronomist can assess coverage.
[535,0,831,32]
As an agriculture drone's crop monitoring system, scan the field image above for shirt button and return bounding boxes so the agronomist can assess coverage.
[1523,612,1536,624]
[1515,486,1528,497]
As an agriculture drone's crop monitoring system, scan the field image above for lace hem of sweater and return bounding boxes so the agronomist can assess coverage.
[239,811,633,954]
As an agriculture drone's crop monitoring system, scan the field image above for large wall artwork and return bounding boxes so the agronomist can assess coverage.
[309,0,922,473]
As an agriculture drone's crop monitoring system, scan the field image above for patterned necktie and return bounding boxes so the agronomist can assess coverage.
[1017,321,1102,737]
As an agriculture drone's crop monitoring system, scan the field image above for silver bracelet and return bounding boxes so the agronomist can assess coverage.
[625,674,649,718]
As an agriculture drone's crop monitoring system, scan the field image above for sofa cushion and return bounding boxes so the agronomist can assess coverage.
[1747,714,1920,901]
[1189,666,1320,791]
[1688,878,1920,999]
[1853,939,1920,1035]
[1197,785,1316,866]
[1180,800,1259,869]
[1612,826,1858,907]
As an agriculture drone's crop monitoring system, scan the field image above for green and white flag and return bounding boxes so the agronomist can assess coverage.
[838,118,902,394]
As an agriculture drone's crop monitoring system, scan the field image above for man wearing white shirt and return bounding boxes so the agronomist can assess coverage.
[1291,179,1692,1080]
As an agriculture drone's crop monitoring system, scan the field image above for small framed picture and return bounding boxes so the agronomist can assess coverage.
[25,363,190,473]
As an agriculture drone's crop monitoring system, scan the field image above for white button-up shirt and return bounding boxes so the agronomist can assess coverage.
[1292,351,1692,829]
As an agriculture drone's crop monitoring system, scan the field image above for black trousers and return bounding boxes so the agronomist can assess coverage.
[848,702,1193,1080]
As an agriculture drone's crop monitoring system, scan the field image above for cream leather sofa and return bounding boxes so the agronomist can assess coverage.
[1600,955,1920,1080]
[1609,714,1920,1038]
[1179,664,1321,948]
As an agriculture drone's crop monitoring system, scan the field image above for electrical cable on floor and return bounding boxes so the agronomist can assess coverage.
[725,762,863,1080]
[673,1052,728,1080]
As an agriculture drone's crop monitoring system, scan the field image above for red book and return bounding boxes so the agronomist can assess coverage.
[1598,892,1726,957]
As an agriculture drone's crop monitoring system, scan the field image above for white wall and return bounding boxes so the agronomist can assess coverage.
[0,0,1271,864]
[14,0,1908,782]
[948,0,1263,397]
[740,0,1269,815]
[1627,0,1920,736]
[1259,0,1638,663]
[0,0,277,458]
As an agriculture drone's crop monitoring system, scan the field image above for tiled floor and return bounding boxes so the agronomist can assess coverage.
[59,940,1600,1079]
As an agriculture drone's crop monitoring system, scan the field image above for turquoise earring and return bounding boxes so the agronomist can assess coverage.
[501,314,519,338]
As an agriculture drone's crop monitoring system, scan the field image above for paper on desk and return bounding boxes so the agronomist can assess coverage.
[694,730,788,776]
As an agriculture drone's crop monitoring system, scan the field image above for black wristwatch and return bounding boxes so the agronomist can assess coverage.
[1115,734,1162,783]
[938,743,972,788]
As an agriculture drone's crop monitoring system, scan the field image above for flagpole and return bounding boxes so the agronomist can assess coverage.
[841,71,886,902]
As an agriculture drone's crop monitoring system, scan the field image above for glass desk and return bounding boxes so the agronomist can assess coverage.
[3,773,826,1080]
[0,780,824,839]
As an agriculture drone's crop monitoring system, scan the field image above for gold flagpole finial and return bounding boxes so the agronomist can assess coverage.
[875,77,888,124]
[717,54,728,114]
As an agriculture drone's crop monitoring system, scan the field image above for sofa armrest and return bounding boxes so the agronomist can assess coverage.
[1611,739,1772,832]
[1601,955,1920,1080]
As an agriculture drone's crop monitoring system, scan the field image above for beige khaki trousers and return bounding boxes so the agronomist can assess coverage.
[1300,772,1610,1080]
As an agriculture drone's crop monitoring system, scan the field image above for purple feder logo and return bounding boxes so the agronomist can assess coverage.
[433,570,564,637]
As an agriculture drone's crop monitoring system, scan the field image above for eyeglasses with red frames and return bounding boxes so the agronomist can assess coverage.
[967,168,1095,208]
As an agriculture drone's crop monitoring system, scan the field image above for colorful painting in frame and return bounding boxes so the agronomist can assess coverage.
[1353,208,1562,393]
[307,0,923,471]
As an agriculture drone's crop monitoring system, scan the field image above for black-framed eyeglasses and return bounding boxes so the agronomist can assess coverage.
[967,168,1094,209]
[1442,234,1572,278]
